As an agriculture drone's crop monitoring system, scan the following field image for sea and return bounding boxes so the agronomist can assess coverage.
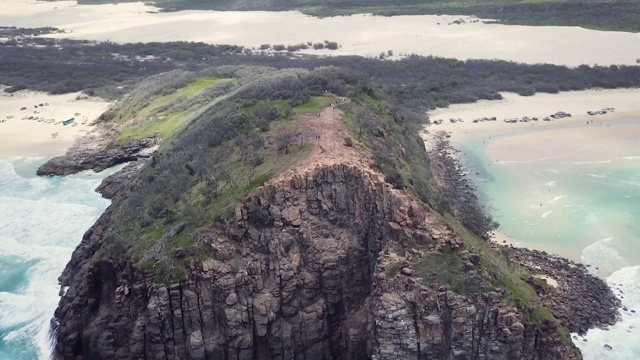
[0,157,112,360]
[456,118,640,359]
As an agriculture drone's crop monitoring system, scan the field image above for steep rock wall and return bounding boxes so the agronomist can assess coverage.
[52,165,579,360]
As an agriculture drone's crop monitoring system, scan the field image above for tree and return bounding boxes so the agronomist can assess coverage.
[356,110,376,139]
[276,131,294,154]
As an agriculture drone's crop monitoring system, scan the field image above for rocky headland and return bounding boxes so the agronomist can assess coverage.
[52,163,584,359]
[50,125,620,359]
[37,68,625,360]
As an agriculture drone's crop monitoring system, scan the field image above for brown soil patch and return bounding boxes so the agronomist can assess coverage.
[271,98,377,185]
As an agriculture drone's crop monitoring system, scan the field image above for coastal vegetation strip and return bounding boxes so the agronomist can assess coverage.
[4,37,640,113]
[73,0,640,32]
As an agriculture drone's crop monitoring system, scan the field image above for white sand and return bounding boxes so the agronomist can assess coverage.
[2,1,640,67]
[491,231,522,248]
[0,89,110,158]
[425,88,640,144]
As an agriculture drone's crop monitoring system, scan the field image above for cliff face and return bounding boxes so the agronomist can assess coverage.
[53,164,580,360]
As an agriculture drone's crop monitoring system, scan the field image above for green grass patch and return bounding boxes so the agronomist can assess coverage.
[241,99,290,116]
[115,77,229,144]
[438,213,575,346]
[293,95,335,115]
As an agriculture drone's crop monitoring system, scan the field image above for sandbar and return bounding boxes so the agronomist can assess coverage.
[2,1,640,67]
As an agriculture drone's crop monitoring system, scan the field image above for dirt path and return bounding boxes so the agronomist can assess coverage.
[272,99,376,185]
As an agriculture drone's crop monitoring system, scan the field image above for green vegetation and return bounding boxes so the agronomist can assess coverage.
[293,95,335,115]
[439,214,572,345]
[114,76,232,144]
[413,251,481,294]
[386,262,402,278]
[98,66,359,283]
[75,0,640,32]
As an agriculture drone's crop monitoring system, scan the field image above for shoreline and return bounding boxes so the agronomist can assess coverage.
[424,87,640,259]
[426,88,640,143]
[0,88,110,159]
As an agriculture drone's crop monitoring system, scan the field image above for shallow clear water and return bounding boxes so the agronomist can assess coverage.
[0,157,110,359]
[456,120,640,359]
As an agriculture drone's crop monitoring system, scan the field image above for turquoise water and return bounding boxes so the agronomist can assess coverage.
[456,119,640,359]
[0,158,111,359]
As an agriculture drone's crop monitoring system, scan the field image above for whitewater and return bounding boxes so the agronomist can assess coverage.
[0,157,111,359]
[456,121,640,359]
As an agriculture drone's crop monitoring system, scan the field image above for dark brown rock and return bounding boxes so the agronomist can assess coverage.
[51,165,601,360]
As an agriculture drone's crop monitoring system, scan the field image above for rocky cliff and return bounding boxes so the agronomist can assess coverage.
[52,163,599,360]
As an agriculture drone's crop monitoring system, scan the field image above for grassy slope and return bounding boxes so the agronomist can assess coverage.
[115,77,231,144]
[126,95,334,280]
[77,0,640,32]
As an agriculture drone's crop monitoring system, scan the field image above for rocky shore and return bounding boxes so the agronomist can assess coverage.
[425,132,499,244]
[36,125,159,178]
[51,162,617,359]
[496,245,621,335]
[428,130,622,336]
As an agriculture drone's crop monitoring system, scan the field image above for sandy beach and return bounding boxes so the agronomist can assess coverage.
[425,87,640,249]
[0,89,110,158]
[2,1,640,67]
[426,88,640,141]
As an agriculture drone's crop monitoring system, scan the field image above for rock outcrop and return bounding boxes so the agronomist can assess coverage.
[496,245,621,334]
[37,135,159,177]
[52,164,592,360]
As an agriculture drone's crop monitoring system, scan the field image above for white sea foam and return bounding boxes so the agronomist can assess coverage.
[575,266,640,360]
[581,237,627,277]
[541,210,553,218]
[621,156,640,160]
[586,173,607,178]
[572,160,613,165]
[543,180,557,186]
[0,159,110,359]
[546,195,567,203]
[620,180,640,187]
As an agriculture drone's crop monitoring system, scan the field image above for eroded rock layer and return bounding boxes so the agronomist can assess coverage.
[52,164,592,360]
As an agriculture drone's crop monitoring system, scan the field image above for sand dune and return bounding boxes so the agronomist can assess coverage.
[2,1,640,67]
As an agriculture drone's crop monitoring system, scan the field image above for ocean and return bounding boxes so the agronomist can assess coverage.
[0,157,111,359]
[456,119,640,359]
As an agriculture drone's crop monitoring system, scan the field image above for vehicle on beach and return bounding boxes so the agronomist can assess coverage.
[62,118,75,126]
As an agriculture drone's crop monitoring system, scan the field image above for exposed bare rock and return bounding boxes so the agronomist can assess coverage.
[494,244,622,335]
[37,132,159,177]
[52,164,606,360]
